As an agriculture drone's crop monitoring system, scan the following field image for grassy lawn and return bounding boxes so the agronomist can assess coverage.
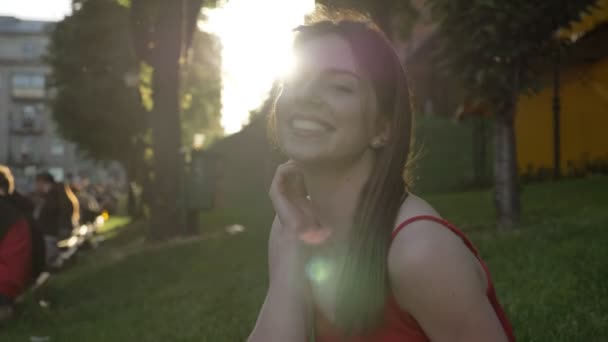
[3,176,608,341]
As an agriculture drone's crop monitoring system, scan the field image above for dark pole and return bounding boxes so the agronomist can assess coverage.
[552,52,561,179]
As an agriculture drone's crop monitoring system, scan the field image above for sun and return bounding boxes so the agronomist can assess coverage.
[200,0,315,135]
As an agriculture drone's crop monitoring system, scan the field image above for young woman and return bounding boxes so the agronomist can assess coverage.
[248,9,515,342]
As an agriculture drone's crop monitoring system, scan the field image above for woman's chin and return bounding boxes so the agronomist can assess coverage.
[283,145,366,168]
[284,150,327,165]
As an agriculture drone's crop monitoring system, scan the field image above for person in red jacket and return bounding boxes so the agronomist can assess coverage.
[0,175,32,322]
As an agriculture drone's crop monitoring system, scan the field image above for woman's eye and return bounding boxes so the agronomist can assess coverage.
[331,84,354,93]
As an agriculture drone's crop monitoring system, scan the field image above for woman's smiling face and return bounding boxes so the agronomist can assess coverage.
[275,33,382,166]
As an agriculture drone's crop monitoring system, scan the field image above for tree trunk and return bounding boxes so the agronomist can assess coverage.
[124,154,137,218]
[493,96,521,228]
[493,66,522,228]
[129,0,203,239]
[126,182,135,216]
[146,1,185,241]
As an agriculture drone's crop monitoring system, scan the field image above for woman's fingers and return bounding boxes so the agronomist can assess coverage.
[269,162,331,246]
[269,162,317,233]
[269,163,303,227]
[269,161,299,197]
[298,226,332,245]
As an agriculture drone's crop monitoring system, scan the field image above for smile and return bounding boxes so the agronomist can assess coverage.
[293,119,328,131]
[289,117,335,137]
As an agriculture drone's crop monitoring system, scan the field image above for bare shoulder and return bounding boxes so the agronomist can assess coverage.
[388,194,466,280]
[387,219,480,285]
[388,193,487,308]
[386,195,508,341]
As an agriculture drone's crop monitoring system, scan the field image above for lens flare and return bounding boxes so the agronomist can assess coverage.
[306,256,332,284]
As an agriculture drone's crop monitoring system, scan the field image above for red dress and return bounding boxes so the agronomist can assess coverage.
[314,215,515,342]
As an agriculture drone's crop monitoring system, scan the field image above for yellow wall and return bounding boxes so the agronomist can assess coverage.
[516,0,608,176]
[516,59,608,175]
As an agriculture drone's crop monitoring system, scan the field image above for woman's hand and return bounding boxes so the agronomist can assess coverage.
[247,162,324,342]
[269,161,331,246]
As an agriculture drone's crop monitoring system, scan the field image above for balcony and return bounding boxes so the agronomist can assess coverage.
[11,88,46,100]
[10,125,45,135]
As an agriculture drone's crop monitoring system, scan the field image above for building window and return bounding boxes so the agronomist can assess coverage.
[11,73,46,98]
[22,42,35,58]
[22,105,36,129]
[19,139,32,162]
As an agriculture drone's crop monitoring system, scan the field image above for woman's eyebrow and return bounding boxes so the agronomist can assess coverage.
[321,68,361,80]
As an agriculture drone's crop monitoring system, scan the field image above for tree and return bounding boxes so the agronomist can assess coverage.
[47,0,147,197]
[426,0,598,227]
[315,0,419,38]
[48,0,222,228]
[180,28,223,149]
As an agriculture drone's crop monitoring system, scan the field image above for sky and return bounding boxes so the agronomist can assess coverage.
[0,0,72,21]
[202,0,315,133]
[1,0,314,135]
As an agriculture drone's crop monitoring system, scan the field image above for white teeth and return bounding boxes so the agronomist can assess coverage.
[292,119,327,131]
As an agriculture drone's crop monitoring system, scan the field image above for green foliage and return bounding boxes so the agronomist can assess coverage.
[46,0,146,163]
[138,62,154,112]
[4,177,608,341]
[180,30,223,148]
[129,0,204,67]
[115,0,130,7]
[426,0,599,107]
[316,0,419,38]
[47,0,222,160]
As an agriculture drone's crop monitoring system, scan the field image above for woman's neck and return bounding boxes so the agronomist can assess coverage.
[298,151,375,240]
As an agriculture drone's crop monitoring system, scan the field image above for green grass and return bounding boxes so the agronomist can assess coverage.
[4,176,608,341]
[96,216,131,235]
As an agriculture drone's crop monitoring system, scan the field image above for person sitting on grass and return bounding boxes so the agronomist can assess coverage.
[0,166,46,285]
[248,7,515,342]
[34,172,80,267]
[0,169,32,323]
